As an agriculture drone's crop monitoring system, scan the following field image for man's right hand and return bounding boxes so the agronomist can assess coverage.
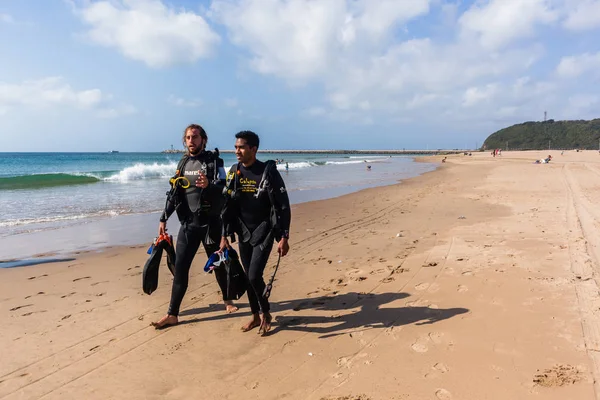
[219,236,231,252]
[159,221,167,236]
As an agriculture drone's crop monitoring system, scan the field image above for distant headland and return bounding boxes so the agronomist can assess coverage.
[483,118,600,150]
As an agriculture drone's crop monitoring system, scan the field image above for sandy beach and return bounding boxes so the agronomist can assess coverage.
[2,150,600,400]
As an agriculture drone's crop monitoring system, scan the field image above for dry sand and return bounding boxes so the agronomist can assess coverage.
[2,150,600,400]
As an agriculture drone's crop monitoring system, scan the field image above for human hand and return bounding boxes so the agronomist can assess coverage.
[158,221,167,236]
[196,172,209,189]
[277,238,289,257]
[219,236,231,252]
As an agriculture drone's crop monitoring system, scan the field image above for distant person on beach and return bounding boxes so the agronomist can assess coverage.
[152,124,235,329]
[285,162,289,172]
[220,130,291,336]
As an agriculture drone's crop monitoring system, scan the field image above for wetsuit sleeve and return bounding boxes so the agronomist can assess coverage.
[205,157,226,198]
[160,184,180,222]
[220,165,237,237]
[160,157,188,223]
[269,167,291,238]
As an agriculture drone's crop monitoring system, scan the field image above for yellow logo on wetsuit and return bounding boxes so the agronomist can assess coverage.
[239,177,257,193]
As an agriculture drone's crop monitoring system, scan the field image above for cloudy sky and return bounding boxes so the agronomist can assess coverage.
[1,0,599,152]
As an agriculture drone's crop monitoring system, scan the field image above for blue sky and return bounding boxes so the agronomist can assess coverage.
[1,0,600,152]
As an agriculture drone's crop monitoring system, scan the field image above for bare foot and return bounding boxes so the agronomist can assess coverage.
[224,300,238,314]
[151,314,178,330]
[258,312,272,336]
[241,314,261,332]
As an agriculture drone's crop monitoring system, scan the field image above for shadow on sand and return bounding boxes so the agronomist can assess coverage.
[177,291,469,338]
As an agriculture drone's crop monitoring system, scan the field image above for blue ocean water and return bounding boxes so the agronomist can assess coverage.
[0,152,436,261]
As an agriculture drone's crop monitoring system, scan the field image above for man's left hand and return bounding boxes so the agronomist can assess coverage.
[196,172,209,189]
[277,238,289,257]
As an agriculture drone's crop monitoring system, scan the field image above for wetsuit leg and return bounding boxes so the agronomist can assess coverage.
[239,240,274,314]
[168,223,202,316]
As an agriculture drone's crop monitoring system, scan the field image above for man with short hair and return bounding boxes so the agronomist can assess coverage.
[220,130,291,335]
[152,124,236,329]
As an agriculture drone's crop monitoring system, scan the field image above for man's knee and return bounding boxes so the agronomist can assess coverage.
[248,272,264,288]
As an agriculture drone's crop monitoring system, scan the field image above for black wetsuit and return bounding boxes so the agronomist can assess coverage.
[160,151,226,316]
[221,160,291,314]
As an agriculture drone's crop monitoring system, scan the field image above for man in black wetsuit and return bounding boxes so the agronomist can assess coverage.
[220,130,291,335]
[152,124,236,329]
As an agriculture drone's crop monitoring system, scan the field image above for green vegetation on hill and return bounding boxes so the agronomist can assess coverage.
[483,119,600,150]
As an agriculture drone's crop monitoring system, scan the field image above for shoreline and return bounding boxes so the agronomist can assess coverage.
[2,150,598,399]
[1,158,439,265]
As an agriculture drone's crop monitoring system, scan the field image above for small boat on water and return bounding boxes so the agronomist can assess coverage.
[108,150,119,153]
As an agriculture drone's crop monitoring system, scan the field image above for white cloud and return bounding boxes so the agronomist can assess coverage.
[556,52,600,77]
[209,0,432,81]
[0,77,135,118]
[458,0,559,49]
[462,84,499,107]
[167,95,202,107]
[73,0,220,68]
[562,94,600,119]
[0,77,104,109]
[0,13,15,24]
[207,0,554,125]
[563,0,600,31]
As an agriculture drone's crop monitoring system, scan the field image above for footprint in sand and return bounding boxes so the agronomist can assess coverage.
[385,326,402,340]
[433,363,449,373]
[428,283,440,293]
[415,282,430,291]
[461,270,473,276]
[370,269,386,275]
[22,310,47,316]
[10,304,33,311]
[73,276,91,282]
[345,269,364,277]
[429,332,444,344]
[331,278,348,287]
[337,356,351,368]
[457,285,468,293]
[435,388,453,399]
[61,292,76,298]
[381,276,395,283]
[27,274,48,280]
[407,299,430,307]
[411,341,429,353]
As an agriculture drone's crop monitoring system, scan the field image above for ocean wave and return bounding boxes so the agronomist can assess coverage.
[0,173,101,190]
[0,162,178,190]
[275,161,316,170]
[103,162,177,182]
